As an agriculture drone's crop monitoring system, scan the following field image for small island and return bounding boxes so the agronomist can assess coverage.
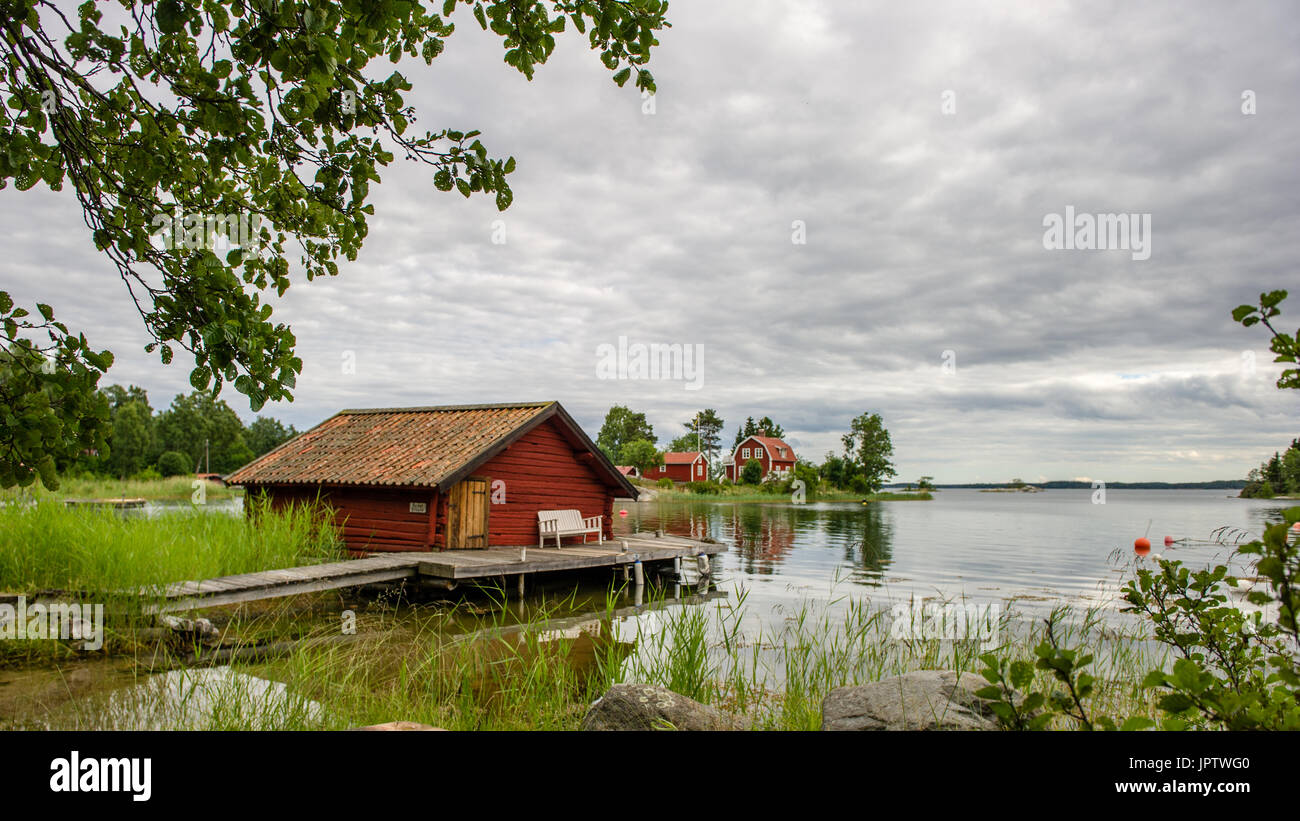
[979,479,1044,493]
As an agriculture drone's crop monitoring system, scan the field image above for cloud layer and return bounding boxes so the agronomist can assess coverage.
[4,0,1298,482]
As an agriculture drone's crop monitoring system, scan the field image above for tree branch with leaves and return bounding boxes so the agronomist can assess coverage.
[0,0,668,489]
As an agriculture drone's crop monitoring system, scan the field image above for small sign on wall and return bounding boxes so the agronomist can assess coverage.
[409,502,427,514]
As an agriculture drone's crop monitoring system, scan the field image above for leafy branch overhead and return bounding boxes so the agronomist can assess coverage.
[0,0,667,489]
[1233,289,1299,390]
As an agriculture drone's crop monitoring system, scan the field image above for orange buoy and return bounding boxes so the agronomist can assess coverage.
[1164,536,1175,547]
[1134,537,1151,556]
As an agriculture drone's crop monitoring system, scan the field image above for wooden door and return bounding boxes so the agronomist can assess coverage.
[446,478,490,549]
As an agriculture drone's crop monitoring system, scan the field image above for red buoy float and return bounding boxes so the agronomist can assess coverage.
[1134,537,1151,556]
[1164,536,1175,547]
[618,509,628,518]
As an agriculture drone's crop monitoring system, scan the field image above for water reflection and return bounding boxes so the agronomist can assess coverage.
[616,490,1293,621]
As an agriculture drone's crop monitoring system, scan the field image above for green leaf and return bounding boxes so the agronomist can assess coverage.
[1158,693,1194,713]
[190,366,211,390]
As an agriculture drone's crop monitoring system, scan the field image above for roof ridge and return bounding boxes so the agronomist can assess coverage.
[337,401,555,415]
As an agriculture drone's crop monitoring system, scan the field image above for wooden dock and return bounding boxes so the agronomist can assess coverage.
[140,532,724,614]
[65,497,148,509]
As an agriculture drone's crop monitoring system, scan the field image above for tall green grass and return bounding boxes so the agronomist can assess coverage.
[8,584,1160,731]
[0,498,344,594]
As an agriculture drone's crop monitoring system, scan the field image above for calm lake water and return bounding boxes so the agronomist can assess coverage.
[613,489,1292,631]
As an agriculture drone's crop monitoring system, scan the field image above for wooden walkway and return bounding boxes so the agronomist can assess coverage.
[139,533,724,614]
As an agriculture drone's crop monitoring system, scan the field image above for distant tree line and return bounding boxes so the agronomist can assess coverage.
[66,385,299,480]
[1241,438,1300,498]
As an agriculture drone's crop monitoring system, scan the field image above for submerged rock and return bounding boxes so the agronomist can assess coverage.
[821,671,1003,731]
[158,615,219,643]
[581,684,748,731]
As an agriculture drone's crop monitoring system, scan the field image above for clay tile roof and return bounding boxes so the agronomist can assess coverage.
[662,451,702,464]
[227,402,564,489]
[751,436,796,461]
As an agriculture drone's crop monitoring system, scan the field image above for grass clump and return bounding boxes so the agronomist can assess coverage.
[0,497,343,594]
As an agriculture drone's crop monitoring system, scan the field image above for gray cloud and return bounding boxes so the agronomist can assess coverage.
[3,0,1297,482]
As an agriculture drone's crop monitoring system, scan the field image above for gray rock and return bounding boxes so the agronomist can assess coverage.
[354,721,447,731]
[581,684,749,731]
[822,671,1003,731]
[158,614,219,643]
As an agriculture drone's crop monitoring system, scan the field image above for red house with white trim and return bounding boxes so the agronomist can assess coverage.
[724,435,797,482]
[656,451,709,483]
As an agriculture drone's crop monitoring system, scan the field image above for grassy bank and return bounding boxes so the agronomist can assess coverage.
[2,475,243,504]
[3,585,1163,731]
[0,499,343,595]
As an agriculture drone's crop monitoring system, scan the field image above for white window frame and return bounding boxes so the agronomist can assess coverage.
[742,447,750,459]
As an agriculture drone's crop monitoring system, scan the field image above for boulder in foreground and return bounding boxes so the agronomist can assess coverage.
[581,684,749,731]
[822,671,1003,731]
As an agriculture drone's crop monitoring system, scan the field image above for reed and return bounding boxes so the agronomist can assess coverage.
[3,579,1166,730]
[0,497,343,595]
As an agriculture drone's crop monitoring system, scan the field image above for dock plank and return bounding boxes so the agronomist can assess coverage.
[131,536,725,612]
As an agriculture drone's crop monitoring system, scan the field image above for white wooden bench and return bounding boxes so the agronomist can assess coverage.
[537,509,604,548]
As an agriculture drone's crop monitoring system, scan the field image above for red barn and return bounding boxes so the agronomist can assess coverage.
[227,402,637,553]
[724,435,797,482]
[655,451,708,483]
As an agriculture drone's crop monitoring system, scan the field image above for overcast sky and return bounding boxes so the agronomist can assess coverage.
[5,0,1299,483]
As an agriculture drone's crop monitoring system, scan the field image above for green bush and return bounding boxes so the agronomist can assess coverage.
[979,505,1300,730]
[740,458,762,485]
[685,480,721,495]
[134,467,162,481]
[156,450,193,477]
[656,477,673,489]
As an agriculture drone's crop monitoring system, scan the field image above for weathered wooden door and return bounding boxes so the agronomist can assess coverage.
[446,478,490,549]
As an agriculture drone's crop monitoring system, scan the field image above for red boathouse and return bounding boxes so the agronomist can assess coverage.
[227,402,638,553]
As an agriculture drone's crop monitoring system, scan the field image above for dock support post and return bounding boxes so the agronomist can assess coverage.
[697,554,711,576]
[622,564,630,583]
[674,557,682,578]
[517,573,525,598]
[633,560,644,587]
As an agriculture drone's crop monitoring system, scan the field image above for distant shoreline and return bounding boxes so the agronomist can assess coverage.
[889,481,1249,490]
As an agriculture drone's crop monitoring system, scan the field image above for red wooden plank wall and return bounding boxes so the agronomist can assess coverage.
[476,418,615,546]
[259,484,436,553]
